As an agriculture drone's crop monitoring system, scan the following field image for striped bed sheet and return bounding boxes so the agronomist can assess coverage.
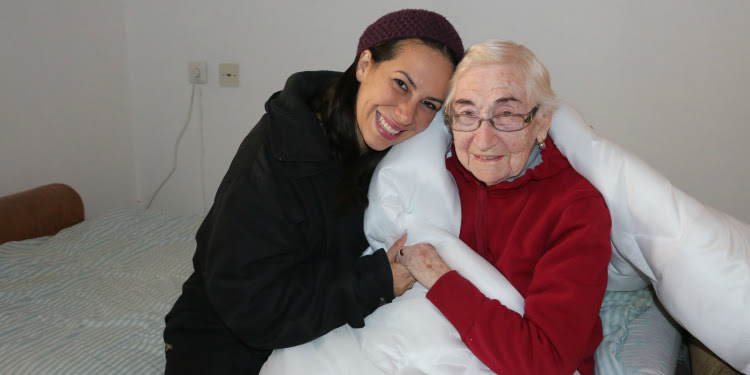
[0,208,201,375]
[596,288,683,375]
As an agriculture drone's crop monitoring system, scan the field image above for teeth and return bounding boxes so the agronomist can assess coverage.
[477,155,498,160]
[377,112,399,135]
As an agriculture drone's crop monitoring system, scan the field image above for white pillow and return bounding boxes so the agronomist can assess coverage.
[550,102,750,373]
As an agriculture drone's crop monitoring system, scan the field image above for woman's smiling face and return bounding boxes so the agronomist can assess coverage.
[354,40,454,152]
[451,63,548,186]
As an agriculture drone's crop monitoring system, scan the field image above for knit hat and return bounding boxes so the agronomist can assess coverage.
[356,9,464,62]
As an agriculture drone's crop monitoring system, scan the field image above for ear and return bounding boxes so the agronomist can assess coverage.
[355,50,373,83]
[535,112,552,144]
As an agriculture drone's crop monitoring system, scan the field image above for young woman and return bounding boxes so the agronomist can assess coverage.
[163,9,464,374]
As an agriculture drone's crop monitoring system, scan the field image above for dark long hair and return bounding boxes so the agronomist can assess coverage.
[310,37,459,214]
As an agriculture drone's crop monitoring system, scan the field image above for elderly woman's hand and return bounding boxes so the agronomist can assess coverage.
[387,234,417,296]
[396,243,451,289]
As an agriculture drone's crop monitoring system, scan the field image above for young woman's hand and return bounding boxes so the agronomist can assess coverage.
[396,242,451,289]
[387,234,416,296]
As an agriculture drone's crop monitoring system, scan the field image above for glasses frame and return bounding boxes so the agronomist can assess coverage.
[447,106,539,132]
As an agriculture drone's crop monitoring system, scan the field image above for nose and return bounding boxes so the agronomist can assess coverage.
[395,100,417,126]
[474,121,500,151]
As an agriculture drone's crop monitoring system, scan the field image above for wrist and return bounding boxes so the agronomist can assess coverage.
[422,266,451,289]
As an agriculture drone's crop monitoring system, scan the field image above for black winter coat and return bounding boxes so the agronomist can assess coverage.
[164,71,394,374]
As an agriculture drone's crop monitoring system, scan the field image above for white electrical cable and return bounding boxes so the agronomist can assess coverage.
[146,84,197,209]
[198,86,208,213]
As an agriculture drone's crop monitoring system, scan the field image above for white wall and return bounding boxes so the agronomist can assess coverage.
[0,0,135,218]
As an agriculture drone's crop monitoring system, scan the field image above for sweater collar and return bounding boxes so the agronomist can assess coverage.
[447,137,569,190]
[505,141,543,183]
[267,70,341,163]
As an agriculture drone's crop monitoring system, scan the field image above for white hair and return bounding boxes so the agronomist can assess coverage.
[443,39,558,123]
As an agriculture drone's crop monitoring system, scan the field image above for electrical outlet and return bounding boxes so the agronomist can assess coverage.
[188,61,207,84]
[219,63,239,87]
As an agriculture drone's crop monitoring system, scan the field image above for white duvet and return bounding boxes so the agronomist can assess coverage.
[261,103,750,374]
[549,103,750,373]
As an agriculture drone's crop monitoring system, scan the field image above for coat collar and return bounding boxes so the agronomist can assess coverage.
[266,71,341,164]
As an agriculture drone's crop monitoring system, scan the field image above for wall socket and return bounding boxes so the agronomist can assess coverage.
[188,61,207,84]
[219,63,239,87]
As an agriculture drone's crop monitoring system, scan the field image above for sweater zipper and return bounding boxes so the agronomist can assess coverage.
[475,184,490,261]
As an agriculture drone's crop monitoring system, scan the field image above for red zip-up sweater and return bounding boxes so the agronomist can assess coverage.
[427,137,611,375]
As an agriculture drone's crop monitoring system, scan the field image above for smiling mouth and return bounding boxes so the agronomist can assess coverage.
[474,155,501,161]
[376,111,401,136]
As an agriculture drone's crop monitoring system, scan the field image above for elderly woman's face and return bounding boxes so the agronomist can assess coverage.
[451,64,547,186]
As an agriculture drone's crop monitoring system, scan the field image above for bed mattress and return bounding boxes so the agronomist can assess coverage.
[0,208,201,374]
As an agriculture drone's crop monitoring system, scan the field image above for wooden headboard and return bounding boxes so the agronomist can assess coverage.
[0,183,85,245]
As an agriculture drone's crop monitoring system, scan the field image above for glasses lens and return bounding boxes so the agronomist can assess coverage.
[493,116,525,131]
[453,115,478,130]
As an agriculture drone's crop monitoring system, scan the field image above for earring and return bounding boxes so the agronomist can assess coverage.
[538,140,547,150]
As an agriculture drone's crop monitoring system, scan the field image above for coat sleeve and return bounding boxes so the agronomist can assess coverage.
[195,144,394,351]
[426,195,611,375]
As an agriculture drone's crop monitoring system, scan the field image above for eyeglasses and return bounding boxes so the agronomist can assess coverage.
[447,106,539,132]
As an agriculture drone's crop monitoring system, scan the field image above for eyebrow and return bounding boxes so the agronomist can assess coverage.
[398,71,444,104]
[455,98,475,106]
[454,97,520,106]
[495,97,520,104]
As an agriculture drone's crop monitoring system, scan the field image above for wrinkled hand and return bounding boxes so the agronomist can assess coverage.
[396,242,451,289]
[387,234,416,296]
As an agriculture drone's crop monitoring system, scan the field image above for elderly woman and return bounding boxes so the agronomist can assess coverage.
[396,39,611,375]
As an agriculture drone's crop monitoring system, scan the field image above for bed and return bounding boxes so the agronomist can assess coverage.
[0,191,683,375]
[1,105,747,374]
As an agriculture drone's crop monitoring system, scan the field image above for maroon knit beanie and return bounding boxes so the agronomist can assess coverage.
[356,9,464,62]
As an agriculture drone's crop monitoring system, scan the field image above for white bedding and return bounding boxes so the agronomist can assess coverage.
[550,103,750,373]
